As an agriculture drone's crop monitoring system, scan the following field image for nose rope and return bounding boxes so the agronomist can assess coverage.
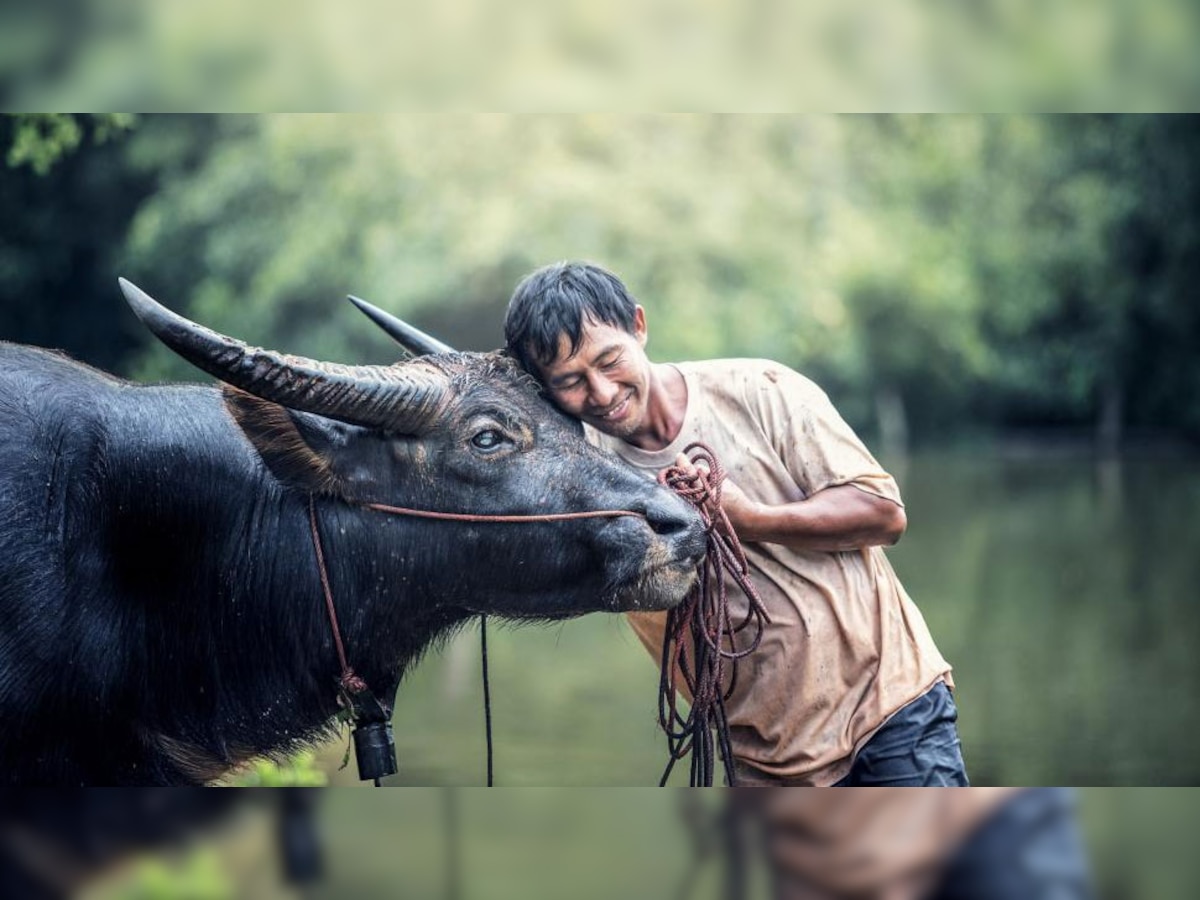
[311,499,645,690]
[362,503,643,523]
[308,498,368,698]
[308,496,648,786]
[655,442,771,787]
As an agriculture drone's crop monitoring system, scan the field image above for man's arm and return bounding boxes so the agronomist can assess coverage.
[671,453,906,552]
[720,480,907,552]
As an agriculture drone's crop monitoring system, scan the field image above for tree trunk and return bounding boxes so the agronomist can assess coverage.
[875,386,909,459]
[1098,379,1123,457]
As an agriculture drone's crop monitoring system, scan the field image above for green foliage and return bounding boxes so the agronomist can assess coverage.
[5,114,135,174]
[3,114,1198,446]
[225,749,328,786]
[0,114,151,374]
[100,849,231,900]
[6,114,81,174]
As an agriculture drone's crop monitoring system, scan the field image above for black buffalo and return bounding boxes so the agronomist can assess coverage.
[0,280,704,785]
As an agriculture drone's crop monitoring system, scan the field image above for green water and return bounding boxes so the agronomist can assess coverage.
[322,450,1200,787]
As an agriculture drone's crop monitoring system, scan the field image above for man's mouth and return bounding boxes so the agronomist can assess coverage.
[593,390,634,423]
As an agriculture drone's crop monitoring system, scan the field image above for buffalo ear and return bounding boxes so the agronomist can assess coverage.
[223,386,344,495]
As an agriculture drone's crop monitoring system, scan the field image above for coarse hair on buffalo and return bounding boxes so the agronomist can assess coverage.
[504,261,639,376]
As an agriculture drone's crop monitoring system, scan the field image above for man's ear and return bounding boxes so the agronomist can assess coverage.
[222,386,346,495]
[633,305,648,347]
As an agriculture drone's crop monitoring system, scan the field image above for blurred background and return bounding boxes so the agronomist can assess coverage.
[2,113,1197,791]
[3,1,1200,110]
[3,789,1197,899]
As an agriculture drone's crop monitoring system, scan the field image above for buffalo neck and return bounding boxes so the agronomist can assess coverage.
[97,385,469,776]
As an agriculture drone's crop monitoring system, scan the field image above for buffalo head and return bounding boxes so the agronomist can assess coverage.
[118,279,705,617]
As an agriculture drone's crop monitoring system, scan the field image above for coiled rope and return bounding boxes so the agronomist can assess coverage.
[656,443,771,787]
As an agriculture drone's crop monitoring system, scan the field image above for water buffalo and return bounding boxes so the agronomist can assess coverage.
[0,281,705,785]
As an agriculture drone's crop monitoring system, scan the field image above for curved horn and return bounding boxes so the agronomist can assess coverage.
[119,278,448,433]
[347,295,456,356]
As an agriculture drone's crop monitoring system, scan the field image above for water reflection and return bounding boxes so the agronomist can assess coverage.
[895,451,1200,786]
[54,789,1200,899]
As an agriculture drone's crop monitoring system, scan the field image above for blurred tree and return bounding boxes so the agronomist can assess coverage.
[121,116,850,395]
[4,114,1197,446]
[974,115,1200,448]
[5,113,134,174]
[1,114,146,372]
[1112,116,1200,445]
[824,116,994,451]
[0,114,219,373]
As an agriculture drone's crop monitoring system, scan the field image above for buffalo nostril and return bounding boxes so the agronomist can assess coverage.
[642,498,693,536]
[647,511,691,537]
[641,497,704,545]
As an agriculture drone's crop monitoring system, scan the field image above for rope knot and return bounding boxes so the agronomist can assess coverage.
[658,448,725,522]
[339,671,369,696]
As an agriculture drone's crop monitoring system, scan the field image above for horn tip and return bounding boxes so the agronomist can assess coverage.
[118,277,156,320]
[344,293,455,356]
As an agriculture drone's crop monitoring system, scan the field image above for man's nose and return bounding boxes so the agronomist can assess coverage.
[587,372,619,408]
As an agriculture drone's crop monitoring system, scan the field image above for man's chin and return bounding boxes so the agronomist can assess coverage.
[585,414,638,441]
[584,394,641,438]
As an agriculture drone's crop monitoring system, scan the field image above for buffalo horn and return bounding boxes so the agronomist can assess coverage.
[119,278,449,433]
[346,295,456,355]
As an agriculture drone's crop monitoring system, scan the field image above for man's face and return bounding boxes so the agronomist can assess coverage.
[536,307,652,442]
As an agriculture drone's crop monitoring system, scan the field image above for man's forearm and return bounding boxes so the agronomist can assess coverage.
[729,484,906,552]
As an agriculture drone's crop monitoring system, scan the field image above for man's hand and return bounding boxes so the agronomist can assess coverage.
[668,452,761,535]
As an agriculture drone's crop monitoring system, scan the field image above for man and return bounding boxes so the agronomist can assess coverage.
[504,260,966,787]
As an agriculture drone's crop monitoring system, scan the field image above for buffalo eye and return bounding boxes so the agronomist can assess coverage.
[470,429,507,452]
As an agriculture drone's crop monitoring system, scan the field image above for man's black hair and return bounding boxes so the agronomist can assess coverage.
[504,261,638,375]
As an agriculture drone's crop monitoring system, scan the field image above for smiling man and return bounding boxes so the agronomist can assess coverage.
[504,261,966,787]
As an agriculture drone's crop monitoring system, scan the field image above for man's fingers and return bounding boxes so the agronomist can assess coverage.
[677,452,712,475]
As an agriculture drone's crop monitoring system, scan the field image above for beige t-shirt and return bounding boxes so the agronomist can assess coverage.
[587,359,953,786]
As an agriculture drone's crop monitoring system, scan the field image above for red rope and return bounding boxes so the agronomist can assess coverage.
[308,498,645,706]
[364,503,640,523]
[308,498,368,697]
[656,443,770,787]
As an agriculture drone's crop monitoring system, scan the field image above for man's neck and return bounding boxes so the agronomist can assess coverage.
[627,362,688,451]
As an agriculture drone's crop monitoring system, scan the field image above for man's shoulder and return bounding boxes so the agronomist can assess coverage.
[680,357,784,375]
[681,357,807,379]
[680,358,827,402]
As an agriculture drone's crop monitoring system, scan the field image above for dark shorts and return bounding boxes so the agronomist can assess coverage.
[834,681,970,787]
[932,789,1095,900]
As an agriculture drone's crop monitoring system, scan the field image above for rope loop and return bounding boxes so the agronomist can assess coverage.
[338,671,369,696]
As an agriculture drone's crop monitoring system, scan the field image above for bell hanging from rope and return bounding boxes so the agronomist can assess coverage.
[353,720,397,783]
